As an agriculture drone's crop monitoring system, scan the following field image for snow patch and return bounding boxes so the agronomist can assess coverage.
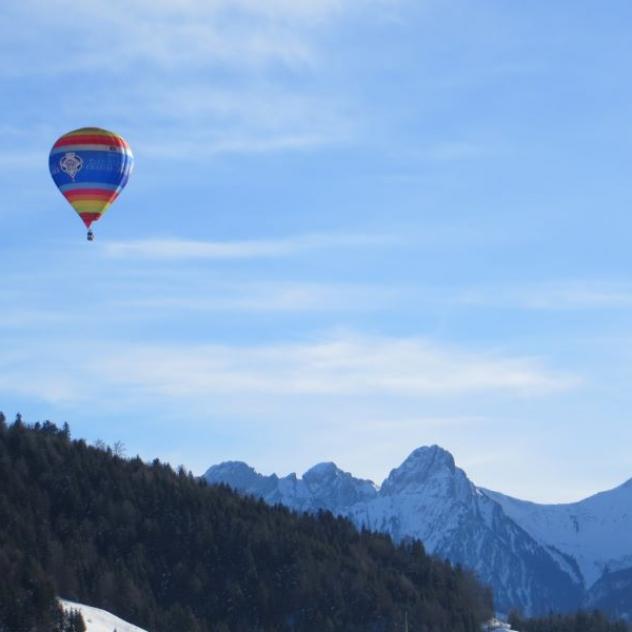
[61,600,147,632]
[483,619,519,631]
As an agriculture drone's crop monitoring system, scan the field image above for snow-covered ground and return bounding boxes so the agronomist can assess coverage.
[61,600,147,632]
[483,619,519,631]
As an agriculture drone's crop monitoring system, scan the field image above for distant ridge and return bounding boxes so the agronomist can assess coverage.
[205,445,632,617]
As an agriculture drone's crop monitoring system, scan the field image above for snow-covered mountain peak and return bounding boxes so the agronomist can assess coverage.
[204,461,263,487]
[302,461,378,506]
[303,461,340,481]
[203,459,377,511]
[380,445,460,496]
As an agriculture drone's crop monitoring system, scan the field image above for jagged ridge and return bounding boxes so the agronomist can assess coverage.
[204,445,632,617]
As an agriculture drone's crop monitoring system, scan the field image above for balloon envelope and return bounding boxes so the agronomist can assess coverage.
[49,127,133,231]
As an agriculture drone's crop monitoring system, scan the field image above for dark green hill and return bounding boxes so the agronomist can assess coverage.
[508,609,631,632]
[0,413,493,631]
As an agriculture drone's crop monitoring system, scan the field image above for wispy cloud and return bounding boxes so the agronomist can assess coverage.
[0,1,332,77]
[1,333,577,407]
[139,133,333,158]
[458,281,632,310]
[0,0,364,157]
[116,281,401,313]
[103,233,393,259]
[0,0,397,77]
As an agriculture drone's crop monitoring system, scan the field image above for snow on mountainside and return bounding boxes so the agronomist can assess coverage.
[204,446,632,617]
[61,600,147,632]
[483,480,632,588]
[344,447,582,614]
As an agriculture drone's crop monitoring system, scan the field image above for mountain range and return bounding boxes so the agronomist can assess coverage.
[204,445,632,618]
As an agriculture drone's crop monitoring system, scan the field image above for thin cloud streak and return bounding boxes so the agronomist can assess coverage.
[95,335,580,399]
[116,282,401,313]
[458,282,632,310]
[0,334,579,409]
[136,133,336,159]
[103,233,394,259]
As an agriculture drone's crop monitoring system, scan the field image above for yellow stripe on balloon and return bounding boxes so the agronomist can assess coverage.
[65,127,113,136]
[70,200,111,213]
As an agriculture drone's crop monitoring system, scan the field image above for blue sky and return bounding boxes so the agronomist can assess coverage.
[2,0,632,502]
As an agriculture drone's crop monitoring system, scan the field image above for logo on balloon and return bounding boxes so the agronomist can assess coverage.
[59,152,83,180]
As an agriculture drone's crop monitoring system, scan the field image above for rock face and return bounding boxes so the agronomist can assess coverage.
[343,447,583,615]
[205,460,377,513]
[203,446,631,617]
[584,567,632,621]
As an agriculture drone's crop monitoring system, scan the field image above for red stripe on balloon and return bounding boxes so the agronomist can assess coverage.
[54,135,128,148]
[78,212,103,229]
[64,189,119,202]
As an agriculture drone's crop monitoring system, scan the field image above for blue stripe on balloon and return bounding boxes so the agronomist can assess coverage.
[49,144,132,156]
[58,182,121,192]
[50,171,132,187]
[49,149,134,188]
[48,153,134,170]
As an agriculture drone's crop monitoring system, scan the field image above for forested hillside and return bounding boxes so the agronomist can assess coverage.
[0,413,493,631]
[508,610,631,632]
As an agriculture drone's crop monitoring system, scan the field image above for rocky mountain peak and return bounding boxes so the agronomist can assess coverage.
[204,461,259,486]
[303,461,340,481]
[380,445,459,496]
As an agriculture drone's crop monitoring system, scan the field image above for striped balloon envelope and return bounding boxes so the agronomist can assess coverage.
[49,127,134,240]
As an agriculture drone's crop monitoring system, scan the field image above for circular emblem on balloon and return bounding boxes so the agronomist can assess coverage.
[59,152,83,180]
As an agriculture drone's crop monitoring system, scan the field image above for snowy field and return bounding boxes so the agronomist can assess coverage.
[483,619,519,631]
[61,600,147,632]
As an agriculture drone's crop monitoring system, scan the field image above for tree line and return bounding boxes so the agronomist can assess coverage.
[509,609,631,632]
[0,413,493,631]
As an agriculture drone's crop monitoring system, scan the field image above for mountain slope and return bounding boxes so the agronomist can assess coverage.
[344,447,582,614]
[584,567,632,621]
[483,480,632,587]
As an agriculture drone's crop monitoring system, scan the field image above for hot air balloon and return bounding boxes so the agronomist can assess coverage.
[49,127,134,240]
